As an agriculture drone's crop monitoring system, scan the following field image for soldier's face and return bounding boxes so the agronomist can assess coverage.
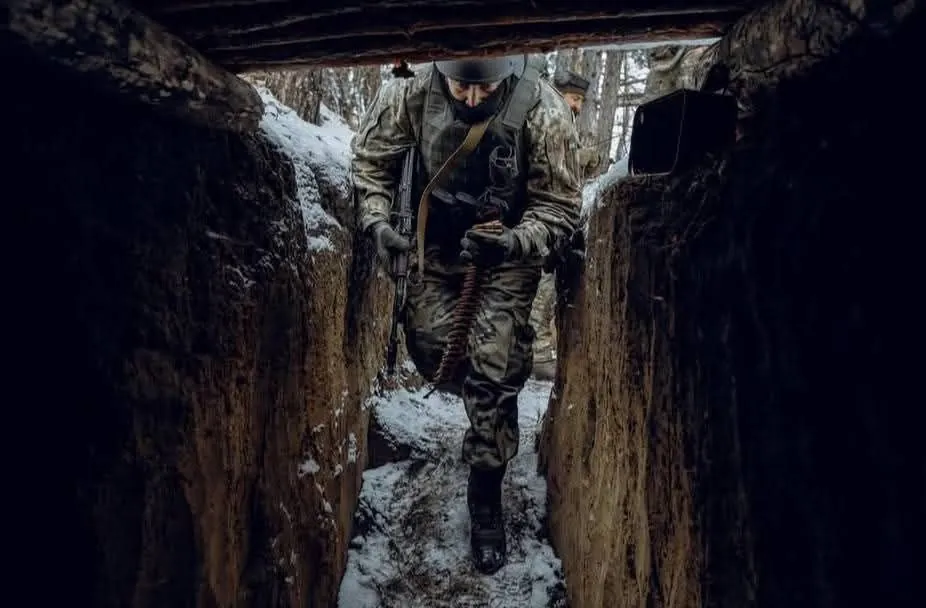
[446,78,502,108]
[563,92,584,115]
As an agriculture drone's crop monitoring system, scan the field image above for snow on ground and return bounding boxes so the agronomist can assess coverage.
[317,104,356,146]
[581,157,629,222]
[338,379,566,608]
[255,87,350,252]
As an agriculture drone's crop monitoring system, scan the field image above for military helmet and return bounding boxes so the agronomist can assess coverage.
[553,70,591,95]
[434,55,525,84]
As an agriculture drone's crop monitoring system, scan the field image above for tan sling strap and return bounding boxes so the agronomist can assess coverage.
[414,118,491,274]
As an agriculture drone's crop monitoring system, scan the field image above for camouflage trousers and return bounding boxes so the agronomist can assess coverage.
[403,245,541,470]
[528,270,557,379]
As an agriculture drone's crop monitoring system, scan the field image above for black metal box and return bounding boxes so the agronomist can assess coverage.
[628,89,737,176]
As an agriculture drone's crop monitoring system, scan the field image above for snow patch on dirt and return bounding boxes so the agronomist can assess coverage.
[256,87,348,252]
[338,380,566,608]
[582,156,629,221]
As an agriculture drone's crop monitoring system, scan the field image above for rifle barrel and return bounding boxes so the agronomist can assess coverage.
[383,146,417,376]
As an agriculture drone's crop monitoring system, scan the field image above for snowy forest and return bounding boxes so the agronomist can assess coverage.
[243,44,709,174]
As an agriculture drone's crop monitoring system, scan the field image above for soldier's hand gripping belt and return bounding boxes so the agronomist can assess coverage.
[459,224,522,266]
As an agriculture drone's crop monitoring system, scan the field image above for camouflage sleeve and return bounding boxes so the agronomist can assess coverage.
[513,82,582,260]
[350,78,418,233]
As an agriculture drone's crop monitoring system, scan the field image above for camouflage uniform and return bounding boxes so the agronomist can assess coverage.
[352,64,581,470]
[528,270,557,380]
[525,69,597,381]
[643,45,712,102]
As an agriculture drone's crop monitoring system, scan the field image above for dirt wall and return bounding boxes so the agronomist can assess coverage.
[539,4,924,608]
[6,48,389,607]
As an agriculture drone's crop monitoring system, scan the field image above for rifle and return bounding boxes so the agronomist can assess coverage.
[384,146,417,376]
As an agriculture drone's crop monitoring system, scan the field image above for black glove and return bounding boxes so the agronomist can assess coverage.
[459,225,521,266]
[370,221,411,262]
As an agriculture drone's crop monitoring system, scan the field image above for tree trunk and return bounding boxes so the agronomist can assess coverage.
[319,68,344,120]
[243,68,323,124]
[554,48,578,77]
[242,65,388,130]
[592,51,625,173]
[614,67,634,160]
[353,65,385,128]
[575,49,603,139]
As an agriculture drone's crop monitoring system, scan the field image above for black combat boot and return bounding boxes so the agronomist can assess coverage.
[467,464,507,574]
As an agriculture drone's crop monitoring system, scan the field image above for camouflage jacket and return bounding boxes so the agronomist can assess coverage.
[351,65,582,262]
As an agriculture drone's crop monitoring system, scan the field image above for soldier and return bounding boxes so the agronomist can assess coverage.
[553,69,589,114]
[552,69,602,178]
[527,273,558,380]
[527,69,599,381]
[351,55,581,573]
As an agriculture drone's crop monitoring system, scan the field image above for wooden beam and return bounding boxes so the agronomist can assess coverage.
[136,0,756,22]
[208,12,734,71]
[186,7,740,50]
[125,0,758,69]
[6,0,264,134]
[143,0,754,41]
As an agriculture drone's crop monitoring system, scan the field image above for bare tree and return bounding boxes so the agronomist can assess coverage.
[243,45,676,144]
[243,68,324,124]
[546,46,655,166]
[591,51,625,173]
[574,49,603,141]
[349,66,384,129]
[611,49,649,160]
[319,68,345,120]
[244,64,392,128]
[614,57,635,160]
[554,48,579,77]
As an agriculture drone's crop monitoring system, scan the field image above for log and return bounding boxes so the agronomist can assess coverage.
[138,0,756,25]
[156,1,749,41]
[126,0,757,69]
[190,9,738,50]
[208,13,733,71]
[6,0,264,134]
